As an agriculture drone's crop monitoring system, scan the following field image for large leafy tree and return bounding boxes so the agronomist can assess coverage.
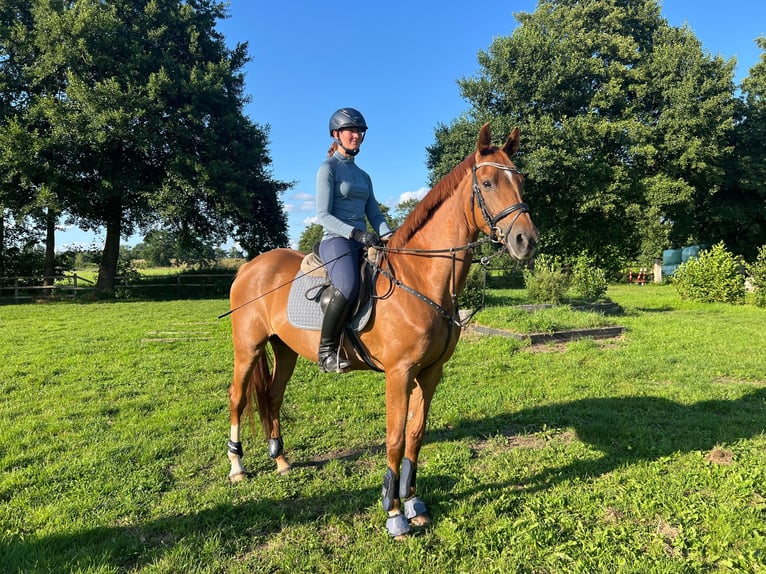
[711,37,766,260]
[0,0,288,293]
[0,0,63,282]
[428,0,738,269]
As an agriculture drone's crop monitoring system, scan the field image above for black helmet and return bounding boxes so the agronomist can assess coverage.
[328,108,368,136]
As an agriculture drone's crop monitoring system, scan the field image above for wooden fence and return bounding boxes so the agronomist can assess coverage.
[0,273,235,302]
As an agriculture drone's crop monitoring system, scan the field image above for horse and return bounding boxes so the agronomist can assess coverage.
[225,122,539,538]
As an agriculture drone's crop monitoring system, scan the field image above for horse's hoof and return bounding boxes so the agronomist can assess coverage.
[404,496,430,527]
[392,534,409,542]
[275,456,292,475]
[409,514,432,527]
[228,471,247,483]
[386,512,410,538]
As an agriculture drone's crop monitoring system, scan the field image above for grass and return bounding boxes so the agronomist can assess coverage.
[2,284,766,572]
[475,298,617,334]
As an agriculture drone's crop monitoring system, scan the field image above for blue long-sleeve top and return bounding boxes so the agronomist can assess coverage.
[315,151,392,241]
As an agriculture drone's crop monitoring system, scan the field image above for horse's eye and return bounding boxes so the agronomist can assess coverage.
[482,180,493,190]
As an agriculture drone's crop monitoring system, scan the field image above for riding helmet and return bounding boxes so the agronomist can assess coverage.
[328,108,368,136]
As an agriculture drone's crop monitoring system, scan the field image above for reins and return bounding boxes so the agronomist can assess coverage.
[217,251,349,319]
[372,235,497,327]
[221,161,531,331]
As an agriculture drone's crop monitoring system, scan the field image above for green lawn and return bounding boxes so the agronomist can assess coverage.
[1,284,765,572]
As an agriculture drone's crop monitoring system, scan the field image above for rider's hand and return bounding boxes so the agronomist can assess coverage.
[350,228,382,247]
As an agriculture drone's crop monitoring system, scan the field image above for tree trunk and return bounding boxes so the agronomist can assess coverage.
[95,200,122,295]
[0,206,5,278]
[43,209,57,288]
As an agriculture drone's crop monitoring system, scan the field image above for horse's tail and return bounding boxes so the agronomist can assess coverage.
[245,349,273,440]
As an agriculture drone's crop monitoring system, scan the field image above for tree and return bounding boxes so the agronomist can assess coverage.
[0,0,289,294]
[297,223,323,254]
[428,0,739,270]
[711,36,766,260]
[391,197,420,228]
[0,0,65,283]
[297,202,396,253]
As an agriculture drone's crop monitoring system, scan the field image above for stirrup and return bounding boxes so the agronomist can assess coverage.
[319,351,351,373]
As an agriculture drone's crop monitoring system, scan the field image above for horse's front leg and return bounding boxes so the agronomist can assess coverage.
[381,364,440,537]
[381,366,414,538]
[399,365,441,528]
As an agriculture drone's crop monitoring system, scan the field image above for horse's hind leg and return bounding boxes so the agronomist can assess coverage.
[265,337,298,474]
[227,337,264,482]
[227,334,297,480]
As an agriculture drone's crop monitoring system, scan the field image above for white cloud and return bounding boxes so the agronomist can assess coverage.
[292,192,313,201]
[397,187,429,204]
[303,215,318,226]
[288,191,314,213]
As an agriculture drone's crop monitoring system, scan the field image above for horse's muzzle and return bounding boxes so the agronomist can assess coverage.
[504,224,539,261]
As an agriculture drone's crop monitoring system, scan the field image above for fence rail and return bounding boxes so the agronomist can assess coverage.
[0,273,235,302]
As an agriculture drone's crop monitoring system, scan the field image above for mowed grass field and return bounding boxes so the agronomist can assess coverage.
[1,284,766,572]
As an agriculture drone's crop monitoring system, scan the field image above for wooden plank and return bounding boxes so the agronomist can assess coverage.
[471,325,625,344]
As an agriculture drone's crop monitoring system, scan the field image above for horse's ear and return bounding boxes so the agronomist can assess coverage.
[477,123,492,154]
[503,127,520,157]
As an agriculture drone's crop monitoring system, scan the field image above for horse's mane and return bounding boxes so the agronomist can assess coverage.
[388,153,476,248]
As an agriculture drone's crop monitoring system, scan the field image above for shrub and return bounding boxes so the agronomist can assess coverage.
[523,254,571,304]
[571,251,608,301]
[746,244,766,307]
[673,242,744,304]
[458,264,485,311]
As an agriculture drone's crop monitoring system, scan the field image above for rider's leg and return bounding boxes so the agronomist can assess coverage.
[317,237,360,373]
[318,286,352,372]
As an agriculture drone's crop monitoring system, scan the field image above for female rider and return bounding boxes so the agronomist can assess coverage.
[315,107,391,373]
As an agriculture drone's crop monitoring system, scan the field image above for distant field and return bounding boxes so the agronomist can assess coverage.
[1,284,766,572]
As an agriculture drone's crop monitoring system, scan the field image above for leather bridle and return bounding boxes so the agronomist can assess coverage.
[470,161,530,243]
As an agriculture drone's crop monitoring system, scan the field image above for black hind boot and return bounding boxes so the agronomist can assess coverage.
[318,287,352,373]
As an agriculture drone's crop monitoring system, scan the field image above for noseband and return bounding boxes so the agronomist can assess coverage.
[470,161,530,243]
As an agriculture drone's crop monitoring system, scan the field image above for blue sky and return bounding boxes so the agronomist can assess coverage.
[56,0,766,250]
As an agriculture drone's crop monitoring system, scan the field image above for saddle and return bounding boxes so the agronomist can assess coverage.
[287,244,380,332]
[287,245,384,371]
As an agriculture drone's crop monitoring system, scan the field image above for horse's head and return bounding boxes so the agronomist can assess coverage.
[471,123,539,260]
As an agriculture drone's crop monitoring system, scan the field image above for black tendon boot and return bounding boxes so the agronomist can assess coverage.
[318,287,352,373]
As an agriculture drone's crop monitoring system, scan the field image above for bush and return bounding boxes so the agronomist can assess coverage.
[673,242,744,304]
[523,254,571,304]
[571,251,608,301]
[458,264,485,310]
[746,244,766,307]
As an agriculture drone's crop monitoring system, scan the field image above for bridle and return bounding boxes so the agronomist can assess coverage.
[366,160,532,370]
[371,160,533,329]
[470,161,530,243]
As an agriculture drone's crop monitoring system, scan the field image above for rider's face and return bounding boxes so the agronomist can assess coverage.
[335,127,365,154]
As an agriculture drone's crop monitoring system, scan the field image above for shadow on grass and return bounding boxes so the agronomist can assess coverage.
[0,484,385,571]
[623,305,675,315]
[4,387,765,569]
[431,385,766,494]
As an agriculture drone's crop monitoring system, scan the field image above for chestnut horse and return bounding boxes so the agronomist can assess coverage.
[226,123,538,537]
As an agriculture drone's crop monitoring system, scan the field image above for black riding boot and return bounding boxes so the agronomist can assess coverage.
[318,287,352,373]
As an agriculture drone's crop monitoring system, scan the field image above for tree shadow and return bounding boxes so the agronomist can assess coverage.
[428,386,766,496]
[5,388,765,570]
[1,480,386,571]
